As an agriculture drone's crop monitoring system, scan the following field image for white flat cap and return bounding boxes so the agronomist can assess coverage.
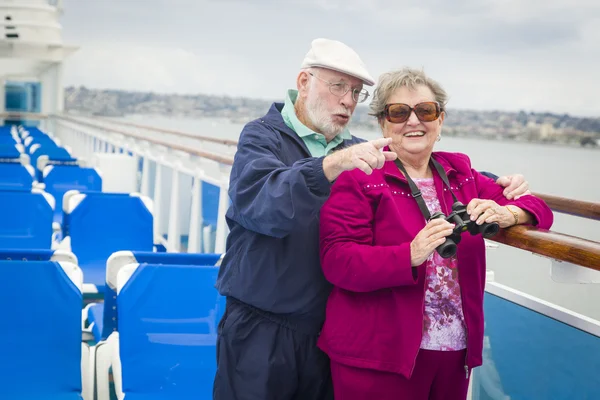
[301,38,375,86]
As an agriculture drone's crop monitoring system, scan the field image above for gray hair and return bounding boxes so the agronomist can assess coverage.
[369,67,448,119]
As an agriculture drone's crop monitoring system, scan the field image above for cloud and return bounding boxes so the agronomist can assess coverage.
[63,42,262,97]
[60,0,600,116]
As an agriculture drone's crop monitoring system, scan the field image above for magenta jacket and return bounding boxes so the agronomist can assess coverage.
[318,151,553,378]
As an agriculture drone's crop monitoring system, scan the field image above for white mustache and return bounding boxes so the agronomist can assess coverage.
[333,109,350,117]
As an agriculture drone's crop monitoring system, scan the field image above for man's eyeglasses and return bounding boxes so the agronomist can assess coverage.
[382,102,442,124]
[308,72,370,103]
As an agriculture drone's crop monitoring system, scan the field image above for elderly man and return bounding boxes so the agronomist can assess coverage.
[213,38,528,400]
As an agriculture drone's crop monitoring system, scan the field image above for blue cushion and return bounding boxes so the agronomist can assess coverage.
[100,252,222,341]
[69,194,153,291]
[99,287,118,340]
[0,190,53,249]
[0,163,33,190]
[30,146,71,175]
[118,264,224,399]
[0,260,83,399]
[26,136,57,153]
[22,127,45,137]
[0,249,56,261]
[130,252,222,266]
[61,190,105,238]
[43,166,102,225]
[0,144,19,157]
[80,259,110,292]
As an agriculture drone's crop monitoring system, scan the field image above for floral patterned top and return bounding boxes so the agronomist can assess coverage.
[414,178,467,351]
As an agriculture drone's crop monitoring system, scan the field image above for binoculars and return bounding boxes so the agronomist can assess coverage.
[429,201,499,258]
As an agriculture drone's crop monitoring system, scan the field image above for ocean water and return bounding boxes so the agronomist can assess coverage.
[120,114,600,320]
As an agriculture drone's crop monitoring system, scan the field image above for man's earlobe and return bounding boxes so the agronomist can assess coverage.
[297,71,309,93]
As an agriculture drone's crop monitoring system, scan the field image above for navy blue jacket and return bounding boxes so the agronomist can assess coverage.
[215,103,363,323]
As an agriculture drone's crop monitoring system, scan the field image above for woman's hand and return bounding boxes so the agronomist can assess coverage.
[496,174,530,200]
[410,218,455,266]
[466,199,518,228]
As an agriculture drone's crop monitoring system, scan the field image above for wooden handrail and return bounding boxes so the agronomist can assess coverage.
[55,115,234,165]
[490,225,600,270]
[533,193,600,221]
[89,116,239,147]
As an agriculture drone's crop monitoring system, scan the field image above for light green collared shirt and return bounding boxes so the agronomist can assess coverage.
[280,89,351,157]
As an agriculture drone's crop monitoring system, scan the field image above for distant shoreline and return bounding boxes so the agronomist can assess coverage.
[65,85,600,150]
[100,112,599,151]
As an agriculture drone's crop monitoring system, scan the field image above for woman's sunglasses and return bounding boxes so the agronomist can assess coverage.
[382,102,442,124]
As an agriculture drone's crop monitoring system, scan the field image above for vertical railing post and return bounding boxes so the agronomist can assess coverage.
[203,225,213,254]
[152,158,163,245]
[133,153,141,191]
[78,132,83,156]
[187,175,203,253]
[87,135,93,160]
[140,155,151,197]
[167,165,182,252]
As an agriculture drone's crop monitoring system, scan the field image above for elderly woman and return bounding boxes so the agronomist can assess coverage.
[318,68,553,400]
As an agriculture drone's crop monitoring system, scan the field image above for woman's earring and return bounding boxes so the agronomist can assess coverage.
[436,134,441,142]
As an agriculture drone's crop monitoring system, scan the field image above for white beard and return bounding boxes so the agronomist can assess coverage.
[305,91,351,138]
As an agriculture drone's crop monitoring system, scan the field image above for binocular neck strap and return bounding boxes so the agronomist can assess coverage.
[429,158,460,204]
[393,157,459,221]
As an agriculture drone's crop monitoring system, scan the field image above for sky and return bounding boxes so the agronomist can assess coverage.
[60,0,600,117]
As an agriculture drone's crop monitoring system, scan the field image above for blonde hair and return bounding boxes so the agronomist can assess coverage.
[369,67,448,119]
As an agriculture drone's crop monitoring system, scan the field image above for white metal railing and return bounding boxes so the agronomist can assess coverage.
[45,114,233,254]
[67,114,238,159]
